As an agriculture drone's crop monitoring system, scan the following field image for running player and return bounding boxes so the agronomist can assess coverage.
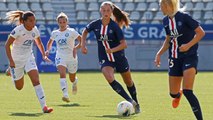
[5,10,53,113]
[45,12,81,103]
[155,0,205,119]
[81,1,140,114]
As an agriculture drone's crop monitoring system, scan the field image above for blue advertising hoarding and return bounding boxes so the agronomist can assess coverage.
[0,24,213,72]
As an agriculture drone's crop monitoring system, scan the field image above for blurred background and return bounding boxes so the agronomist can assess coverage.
[0,0,213,72]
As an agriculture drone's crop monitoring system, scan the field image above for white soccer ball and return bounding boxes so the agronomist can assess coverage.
[117,101,134,116]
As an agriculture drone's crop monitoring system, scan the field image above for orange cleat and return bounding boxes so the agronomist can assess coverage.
[172,90,183,108]
[43,106,53,113]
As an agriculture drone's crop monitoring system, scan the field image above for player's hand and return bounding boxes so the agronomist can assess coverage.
[154,54,161,68]
[81,46,88,54]
[106,48,112,54]
[179,44,190,52]
[45,50,50,56]
[73,48,77,58]
[43,55,51,62]
[9,60,15,68]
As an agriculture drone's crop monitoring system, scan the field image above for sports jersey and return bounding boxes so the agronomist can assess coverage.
[163,11,199,59]
[10,24,40,61]
[50,28,79,61]
[86,18,125,62]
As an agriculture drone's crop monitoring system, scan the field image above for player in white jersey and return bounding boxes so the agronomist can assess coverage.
[45,12,82,103]
[5,10,53,113]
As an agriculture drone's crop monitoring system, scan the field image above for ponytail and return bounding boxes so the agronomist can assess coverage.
[6,10,35,26]
[112,4,131,28]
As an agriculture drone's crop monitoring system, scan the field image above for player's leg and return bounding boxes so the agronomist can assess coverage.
[10,66,25,90]
[68,59,78,95]
[169,76,183,108]
[27,69,53,113]
[101,66,132,102]
[57,65,70,102]
[182,55,203,120]
[120,70,140,114]
[168,58,183,108]
[26,57,53,113]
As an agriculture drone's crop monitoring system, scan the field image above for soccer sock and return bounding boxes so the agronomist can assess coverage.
[170,92,181,98]
[127,83,138,103]
[183,89,203,120]
[34,84,46,109]
[60,78,69,98]
[110,80,132,101]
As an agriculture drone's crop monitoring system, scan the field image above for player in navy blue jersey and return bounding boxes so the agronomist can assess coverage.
[155,0,205,119]
[81,1,140,114]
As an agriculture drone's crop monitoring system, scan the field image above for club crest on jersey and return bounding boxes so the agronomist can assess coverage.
[65,33,69,37]
[11,30,15,35]
[32,33,35,37]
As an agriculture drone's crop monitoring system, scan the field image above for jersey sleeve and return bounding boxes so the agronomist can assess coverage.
[34,26,40,38]
[85,20,95,32]
[50,31,56,40]
[10,26,20,39]
[184,13,199,30]
[162,17,170,35]
[114,23,124,41]
[70,28,80,39]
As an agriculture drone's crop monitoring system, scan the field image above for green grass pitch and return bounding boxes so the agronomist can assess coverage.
[0,72,213,120]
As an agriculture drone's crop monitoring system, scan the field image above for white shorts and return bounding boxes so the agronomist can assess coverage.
[55,57,78,73]
[10,55,38,81]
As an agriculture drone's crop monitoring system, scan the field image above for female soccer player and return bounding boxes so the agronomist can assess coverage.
[154,0,205,119]
[5,10,53,113]
[81,1,140,114]
[45,12,81,103]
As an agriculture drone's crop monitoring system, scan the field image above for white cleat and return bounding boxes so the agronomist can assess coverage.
[72,78,78,95]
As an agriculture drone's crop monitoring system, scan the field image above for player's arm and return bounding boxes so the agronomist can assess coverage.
[45,39,54,56]
[5,36,15,67]
[35,37,51,62]
[106,39,127,54]
[81,28,88,54]
[75,35,82,49]
[179,26,205,52]
[154,35,170,67]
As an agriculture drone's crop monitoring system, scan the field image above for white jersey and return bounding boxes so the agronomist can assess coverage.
[10,24,40,61]
[50,28,79,61]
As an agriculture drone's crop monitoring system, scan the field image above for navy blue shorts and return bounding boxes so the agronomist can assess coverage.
[168,54,198,76]
[100,56,129,73]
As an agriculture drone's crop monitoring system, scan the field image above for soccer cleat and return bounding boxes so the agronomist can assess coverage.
[134,104,141,114]
[130,100,141,114]
[5,68,11,76]
[62,97,70,103]
[72,78,78,95]
[172,90,183,108]
[43,106,53,113]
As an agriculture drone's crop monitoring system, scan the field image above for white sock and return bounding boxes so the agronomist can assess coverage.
[34,84,46,109]
[73,77,78,85]
[60,78,69,98]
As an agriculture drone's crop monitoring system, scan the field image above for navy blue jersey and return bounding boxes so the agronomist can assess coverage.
[86,18,125,62]
[163,11,199,58]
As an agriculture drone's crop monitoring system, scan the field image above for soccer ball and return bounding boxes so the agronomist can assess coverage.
[117,101,134,116]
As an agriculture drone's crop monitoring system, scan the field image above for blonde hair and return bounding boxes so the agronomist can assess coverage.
[100,1,131,28]
[6,10,35,26]
[56,12,68,22]
[160,0,180,15]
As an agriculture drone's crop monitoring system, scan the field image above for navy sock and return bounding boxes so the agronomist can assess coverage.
[127,83,138,103]
[183,89,203,120]
[110,80,131,101]
[170,92,181,98]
